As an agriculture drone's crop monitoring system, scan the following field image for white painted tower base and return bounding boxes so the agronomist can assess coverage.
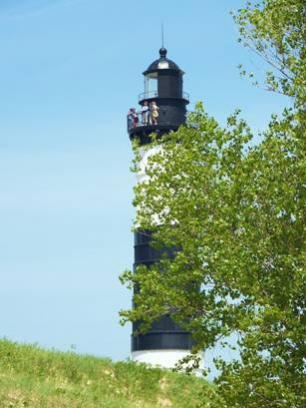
[132,350,205,376]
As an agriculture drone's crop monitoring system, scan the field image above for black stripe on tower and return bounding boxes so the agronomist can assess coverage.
[131,231,193,351]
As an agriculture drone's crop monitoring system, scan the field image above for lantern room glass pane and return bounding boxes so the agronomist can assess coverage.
[144,72,158,99]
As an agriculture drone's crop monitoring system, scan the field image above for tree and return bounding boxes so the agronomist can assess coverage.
[233,0,305,104]
[120,1,305,407]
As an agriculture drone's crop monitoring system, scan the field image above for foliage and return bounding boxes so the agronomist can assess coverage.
[0,338,214,408]
[121,102,305,407]
[233,0,305,104]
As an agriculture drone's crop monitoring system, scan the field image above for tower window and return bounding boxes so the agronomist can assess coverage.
[158,61,169,69]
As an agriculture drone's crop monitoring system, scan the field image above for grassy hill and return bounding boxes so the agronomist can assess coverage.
[0,339,215,408]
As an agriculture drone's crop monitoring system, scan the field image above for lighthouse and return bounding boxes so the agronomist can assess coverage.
[127,48,195,369]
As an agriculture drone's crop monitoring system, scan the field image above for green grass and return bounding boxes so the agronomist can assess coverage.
[0,339,215,407]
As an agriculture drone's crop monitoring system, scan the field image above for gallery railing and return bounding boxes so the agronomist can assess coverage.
[138,91,190,101]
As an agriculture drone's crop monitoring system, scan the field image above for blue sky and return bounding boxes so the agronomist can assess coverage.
[0,0,287,376]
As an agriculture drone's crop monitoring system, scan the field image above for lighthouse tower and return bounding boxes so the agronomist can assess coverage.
[127,48,194,369]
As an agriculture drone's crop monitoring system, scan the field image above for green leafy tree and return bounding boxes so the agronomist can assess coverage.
[233,0,305,104]
[120,1,305,407]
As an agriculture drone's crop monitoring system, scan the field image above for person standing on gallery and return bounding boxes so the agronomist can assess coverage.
[141,101,149,125]
[150,101,159,125]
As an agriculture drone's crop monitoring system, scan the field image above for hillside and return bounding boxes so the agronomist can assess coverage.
[0,339,215,408]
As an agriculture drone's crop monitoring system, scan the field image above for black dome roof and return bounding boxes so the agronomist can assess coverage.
[143,48,183,74]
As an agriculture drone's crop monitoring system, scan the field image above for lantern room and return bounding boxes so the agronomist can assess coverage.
[127,48,189,144]
[140,47,186,101]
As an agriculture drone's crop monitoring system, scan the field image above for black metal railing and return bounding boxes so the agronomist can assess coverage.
[127,111,156,131]
[138,91,158,101]
[138,91,190,101]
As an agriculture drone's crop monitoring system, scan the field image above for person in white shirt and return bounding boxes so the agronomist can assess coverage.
[141,101,149,125]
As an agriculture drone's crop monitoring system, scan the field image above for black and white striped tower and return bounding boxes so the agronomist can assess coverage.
[127,48,199,369]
